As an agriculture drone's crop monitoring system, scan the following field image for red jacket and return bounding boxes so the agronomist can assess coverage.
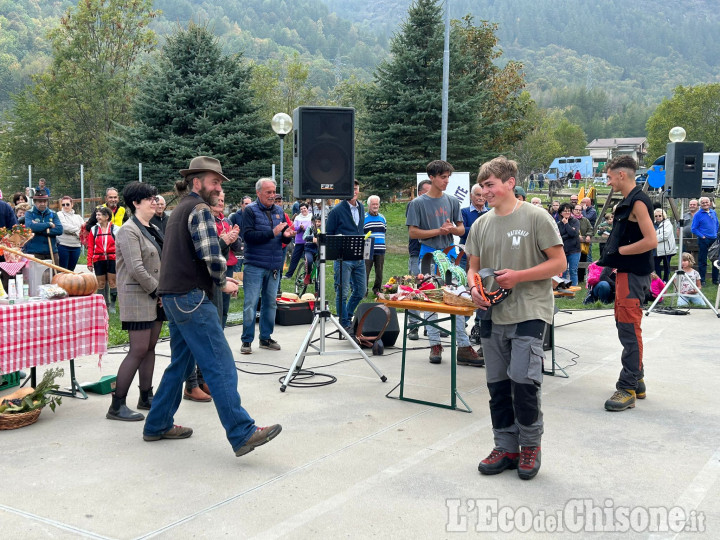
[214,213,238,267]
[87,223,118,264]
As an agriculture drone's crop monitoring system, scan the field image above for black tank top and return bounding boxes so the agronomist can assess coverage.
[598,186,654,275]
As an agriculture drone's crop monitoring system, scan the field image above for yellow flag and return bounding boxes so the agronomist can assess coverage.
[577,187,585,200]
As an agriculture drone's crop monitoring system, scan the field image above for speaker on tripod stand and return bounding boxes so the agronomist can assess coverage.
[665,141,703,199]
[293,106,355,200]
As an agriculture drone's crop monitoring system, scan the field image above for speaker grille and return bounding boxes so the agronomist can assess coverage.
[293,107,354,198]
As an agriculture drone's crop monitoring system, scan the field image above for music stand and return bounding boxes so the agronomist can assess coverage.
[280,204,387,392]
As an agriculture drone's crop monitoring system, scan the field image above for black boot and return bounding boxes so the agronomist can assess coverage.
[106,393,144,421]
[137,386,153,410]
[109,288,117,314]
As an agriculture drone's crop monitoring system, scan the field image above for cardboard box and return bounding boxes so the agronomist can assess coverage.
[275,302,313,326]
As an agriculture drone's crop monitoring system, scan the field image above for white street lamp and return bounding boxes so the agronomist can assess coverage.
[271,113,293,200]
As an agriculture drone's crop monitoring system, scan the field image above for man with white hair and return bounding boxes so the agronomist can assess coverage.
[530,197,542,207]
[241,178,295,354]
[364,194,387,295]
[150,195,169,234]
[691,196,719,285]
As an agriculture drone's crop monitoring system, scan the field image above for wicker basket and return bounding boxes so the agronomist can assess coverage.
[442,289,477,308]
[0,408,42,430]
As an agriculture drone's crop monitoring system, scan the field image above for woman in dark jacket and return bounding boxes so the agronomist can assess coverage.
[106,182,164,422]
[557,203,582,285]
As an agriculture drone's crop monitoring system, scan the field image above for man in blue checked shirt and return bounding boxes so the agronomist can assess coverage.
[144,156,282,458]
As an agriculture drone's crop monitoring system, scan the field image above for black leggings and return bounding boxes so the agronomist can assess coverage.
[114,321,162,398]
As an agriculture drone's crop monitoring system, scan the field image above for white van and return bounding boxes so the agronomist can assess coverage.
[702,152,719,192]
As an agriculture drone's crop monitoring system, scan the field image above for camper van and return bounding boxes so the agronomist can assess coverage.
[702,152,719,192]
[544,156,594,180]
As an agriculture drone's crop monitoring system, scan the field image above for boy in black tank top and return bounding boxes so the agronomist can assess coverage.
[598,156,657,412]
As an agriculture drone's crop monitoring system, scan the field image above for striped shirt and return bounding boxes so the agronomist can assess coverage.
[364,213,387,255]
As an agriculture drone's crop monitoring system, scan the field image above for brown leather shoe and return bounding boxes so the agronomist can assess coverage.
[183,386,212,402]
[199,383,211,396]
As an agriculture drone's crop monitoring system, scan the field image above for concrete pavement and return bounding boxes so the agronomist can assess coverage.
[1,307,718,539]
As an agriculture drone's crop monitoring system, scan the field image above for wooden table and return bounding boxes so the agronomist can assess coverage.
[0,294,109,398]
[379,299,475,413]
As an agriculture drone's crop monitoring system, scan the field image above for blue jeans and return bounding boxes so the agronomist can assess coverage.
[144,289,256,451]
[57,244,81,271]
[334,259,366,328]
[563,251,581,286]
[697,236,719,284]
[242,263,280,343]
[592,281,614,303]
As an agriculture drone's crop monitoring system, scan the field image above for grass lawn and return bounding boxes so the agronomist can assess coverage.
[103,199,719,346]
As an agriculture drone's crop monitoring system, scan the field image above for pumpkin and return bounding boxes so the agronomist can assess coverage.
[51,272,98,296]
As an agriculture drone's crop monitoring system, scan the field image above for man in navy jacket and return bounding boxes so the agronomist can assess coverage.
[241,178,295,354]
[326,180,365,331]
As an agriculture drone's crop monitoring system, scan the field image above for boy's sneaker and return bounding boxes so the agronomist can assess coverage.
[478,448,519,475]
[636,378,646,399]
[517,446,541,480]
[240,342,252,355]
[259,339,281,350]
[407,327,419,341]
[604,389,636,411]
[457,346,485,367]
[429,344,443,364]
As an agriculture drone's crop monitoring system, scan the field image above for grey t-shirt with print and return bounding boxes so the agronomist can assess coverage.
[465,202,563,325]
[405,193,461,251]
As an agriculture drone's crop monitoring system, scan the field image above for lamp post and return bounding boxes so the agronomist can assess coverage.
[271,112,293,200]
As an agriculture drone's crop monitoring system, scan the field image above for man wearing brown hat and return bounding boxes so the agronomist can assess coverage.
[143,156,282,457]
[22,191,63,262]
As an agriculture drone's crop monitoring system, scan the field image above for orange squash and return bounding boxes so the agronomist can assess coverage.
[51,272,98,296]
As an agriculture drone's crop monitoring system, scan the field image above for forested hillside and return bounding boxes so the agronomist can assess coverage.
[324,0,720,103]
[0,0,385,111]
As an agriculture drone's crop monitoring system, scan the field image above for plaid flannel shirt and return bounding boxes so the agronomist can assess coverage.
[189,205,227,288]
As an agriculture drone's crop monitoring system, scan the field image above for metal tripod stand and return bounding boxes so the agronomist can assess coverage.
[280,201,387,392]
[646,198,720,317]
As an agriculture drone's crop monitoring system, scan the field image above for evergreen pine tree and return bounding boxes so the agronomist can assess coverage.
[111,23,273,202]
[357,1,527,196]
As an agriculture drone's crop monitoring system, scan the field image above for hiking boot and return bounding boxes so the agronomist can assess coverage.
[143,425,193,441]
[604,389,636,411]
[636,378,646,400]
[407,327,419,341]
[429,344,443,364]
[241,342,252,355]
[517,446,542,480]
[478,448,519,475]
[259,339,281,350]
[235,424,282,457]
[457,346,485,367]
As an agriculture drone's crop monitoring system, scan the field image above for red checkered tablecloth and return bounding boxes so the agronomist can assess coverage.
[0,294,108,373]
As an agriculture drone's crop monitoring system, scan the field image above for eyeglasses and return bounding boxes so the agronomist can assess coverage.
[61,203,71,207]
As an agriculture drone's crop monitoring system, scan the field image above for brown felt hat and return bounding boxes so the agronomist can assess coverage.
[32,192,49,200]
[179,156,230,182]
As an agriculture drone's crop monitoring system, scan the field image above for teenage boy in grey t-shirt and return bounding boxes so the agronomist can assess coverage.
[405,160,480,366]
[466,156,566,481]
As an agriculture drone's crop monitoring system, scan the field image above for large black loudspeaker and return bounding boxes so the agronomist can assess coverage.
[665,141,704,199]
[352,303,400,347]
[293,106,355,199]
